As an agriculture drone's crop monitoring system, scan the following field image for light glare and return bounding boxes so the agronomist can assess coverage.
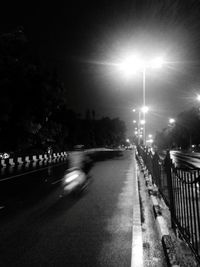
[197,94,200,102]
[141,106,149,113]
[118,54,145,76]
[169,118,175,124]
[150,57,164,68]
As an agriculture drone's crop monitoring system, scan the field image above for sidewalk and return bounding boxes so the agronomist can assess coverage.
[132,151,167,266]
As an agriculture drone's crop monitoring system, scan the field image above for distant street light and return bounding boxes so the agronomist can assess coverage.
[132,106,149,144]
[132,108,142,144]
[169,118,175,124]
[146,138,154,144]
[141,106,149,114]
[197,94,200,102]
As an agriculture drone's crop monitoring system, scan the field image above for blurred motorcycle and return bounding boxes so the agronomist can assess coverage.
[62,167,91,195]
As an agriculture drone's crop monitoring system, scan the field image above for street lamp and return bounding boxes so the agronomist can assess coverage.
[197,94,200,102]
[132,108,142,144]
[169,118,175,125]
[141,106,149,114]
[119,54,164,145]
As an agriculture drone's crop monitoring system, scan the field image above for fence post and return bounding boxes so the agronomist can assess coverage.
[165,150,176,230]
[153,152,161,188]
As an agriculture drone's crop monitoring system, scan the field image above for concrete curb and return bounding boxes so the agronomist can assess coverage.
[137,155,180,267]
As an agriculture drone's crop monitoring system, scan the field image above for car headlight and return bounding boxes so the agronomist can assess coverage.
[64,171,79,183]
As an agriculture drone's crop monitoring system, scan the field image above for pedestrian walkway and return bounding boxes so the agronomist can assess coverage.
[131,150,167,266]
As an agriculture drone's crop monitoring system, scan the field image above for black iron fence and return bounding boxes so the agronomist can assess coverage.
[137,145,200,263]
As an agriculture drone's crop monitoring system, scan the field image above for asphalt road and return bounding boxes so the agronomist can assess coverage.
[0,150,135,267]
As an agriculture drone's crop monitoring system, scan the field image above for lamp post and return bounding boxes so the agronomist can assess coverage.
[133,108,141,144]
[132,107,148,145]
[141,105,149,145]
[119,54,164,146]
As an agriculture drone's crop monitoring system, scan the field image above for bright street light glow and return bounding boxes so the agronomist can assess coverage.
[118,54,145,76]
[146,139,154,144]
[141,106,149,113]
[150,57,164,69]
[197,94,200,102]
[148,134,152,138]
[169,118,175,124]
[118,54,165,77]
[126,139,130,143]
[133,120,137,123]
[140,119,145,125]
[132,109,136,112]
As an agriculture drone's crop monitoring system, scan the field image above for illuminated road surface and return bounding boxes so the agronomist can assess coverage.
[0,151,166,266]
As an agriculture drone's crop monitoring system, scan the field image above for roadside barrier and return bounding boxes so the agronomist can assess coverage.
[137,145,200,265]
[0,148,111,170]
[25,156,31,163]
[33,155,38,161]
[0,159,6,167]
[0,151,68,169]
[17,157,24,164]
[8,158,15,166]
[137,154,180,266]
[39,155,43,161]
[43,154,49,161]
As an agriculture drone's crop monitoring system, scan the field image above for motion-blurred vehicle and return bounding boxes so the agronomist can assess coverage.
[62,167,90,195]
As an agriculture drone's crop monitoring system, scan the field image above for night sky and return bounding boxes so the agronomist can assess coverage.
[1,0,200,137]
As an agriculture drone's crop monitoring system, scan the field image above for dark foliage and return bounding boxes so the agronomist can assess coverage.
[154,107,200,150]
[0,28,126,155]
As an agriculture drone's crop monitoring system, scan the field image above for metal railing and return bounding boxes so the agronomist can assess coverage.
[137,145,200,263]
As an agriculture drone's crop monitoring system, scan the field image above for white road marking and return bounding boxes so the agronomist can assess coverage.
[131,152,143,267]
[51,178,63,185]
